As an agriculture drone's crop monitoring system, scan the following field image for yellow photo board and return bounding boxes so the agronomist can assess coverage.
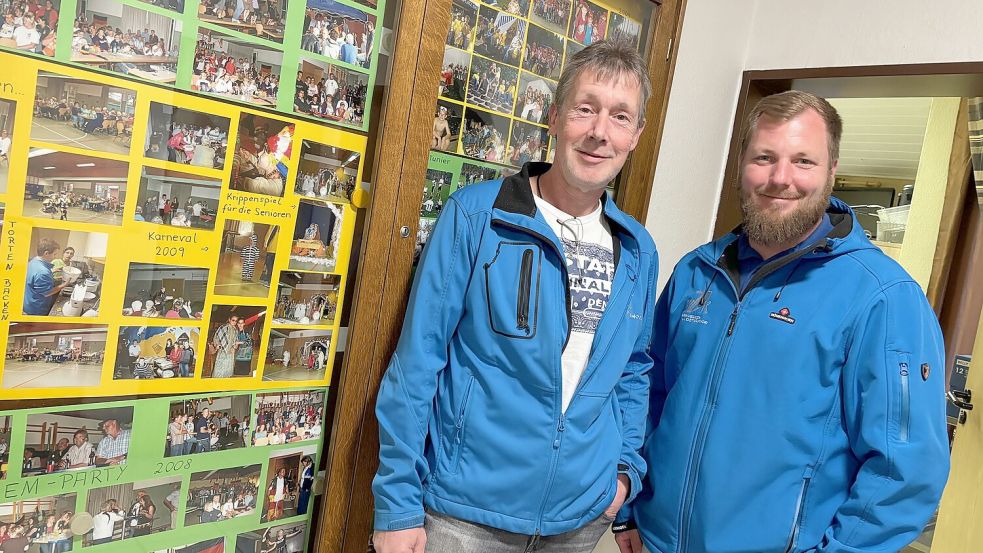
[0,49,366,400]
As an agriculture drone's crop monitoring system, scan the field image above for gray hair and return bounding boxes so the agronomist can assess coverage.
[554,40,651,125]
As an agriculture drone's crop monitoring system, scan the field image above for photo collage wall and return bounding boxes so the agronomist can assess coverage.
[0,49,365,400]
[0,0,384,132]
[421,0,649,248]
[0,387,327,552]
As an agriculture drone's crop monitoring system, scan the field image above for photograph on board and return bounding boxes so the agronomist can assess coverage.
[461,106,509,163]
[186,465,261,526]
[3,322,107,389]
[294,140,359,203]
[121,262,210,319]
[466,55,519,115]
[568,0,607,45]
[135,167,223,229]
[203,304,267,378]
[431,100,462,153]
[32,72,137,156]
[191,28,282,108]
[261,446,316,522]
[72,2,181,84]
[439,45,469,102]
[0,0,58,56]
[446,0,477,50]
[514,71,554,125]
[153,538,225,553]
[0,416,10,480]
[492,0,528,17]
[114,325,200,380]
[198,0,289,43]
[522,23,563,80]
[235,522,307,553]
[272,272,340,326]
[460,161,500,187]
[231,112,293,197]
[508,120,549,166]
[263,328,331,382]
[608,12,642,48]
[0,202,4,234]
[134,0,185,15]
[414,217,436,262]
[473,5,525,67]
[564,36,584,63]
[0,98,15,194]
[23,405,134,476]
[24,148,128,226]
[292,57,369,128]
[0,494,77,552]
[287,200,345,272]
[83,476,182,546]
[23,227,107,317]
[421,167,453,218]
[214,219,279,297]
[530,0,572,37]
[165,394,251,457]
[144,102,230,170]
[301,0,375,69]
[253,389,325,447]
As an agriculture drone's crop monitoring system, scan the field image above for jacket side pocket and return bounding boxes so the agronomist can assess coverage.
[784,467,813,553]
[448,375,476,475]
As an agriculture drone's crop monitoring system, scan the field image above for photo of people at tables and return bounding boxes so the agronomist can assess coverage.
[24,149,128,225]
[72,2,181,84]
[231,112,293,197]
[114,326,200,380]
[272,272,339,327]
[252,390,325,447]
[301,0,375,69]
[0,0,58,56]
[0,493,76,553]
[135,167,222,230]
[261,447,315,523]
[120,262,210,319]
[31,72,137,156]
[263,328,331,382]
[203,305,267,378]
[215,219,279,297]
[165,395,251,457]
[83,476,181,546]
[136,0,184,14]
[3,322,107,389]
[0,98,14,194]
[0,416,11,481]
[22,406,133,477]
[23,227,107,317]
[191,28,281,108]
[292,58,368,127]
[294,140,359,203]
[235,522,307,553]
[198,0,288,43]
[287,200,343,272]
[144,102,230,170]
[185,465,260,527]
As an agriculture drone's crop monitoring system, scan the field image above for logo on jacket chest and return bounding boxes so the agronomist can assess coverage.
[681,291,711,325]
[769,307,796,325]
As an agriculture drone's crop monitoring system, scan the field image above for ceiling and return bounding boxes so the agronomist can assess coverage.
[27,149,130,179]
[828,97,933,181]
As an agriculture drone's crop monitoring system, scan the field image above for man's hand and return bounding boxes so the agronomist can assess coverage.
[614,529,643,553]
[373,528,426,553]
[604,474,631,519]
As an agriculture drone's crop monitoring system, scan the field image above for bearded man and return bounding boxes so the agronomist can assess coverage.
[614,91,949,553]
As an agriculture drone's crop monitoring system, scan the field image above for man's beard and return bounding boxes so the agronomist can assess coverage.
[740,176,833,248]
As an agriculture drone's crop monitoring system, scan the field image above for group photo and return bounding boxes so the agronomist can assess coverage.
[439,45,469,102]
[446,0,476,51]
[31,72,137,156]
[197,0,288,43]
[186,466,261,526]
[24,149,128,226]
[272,272,340,327]
[460,106,509,163]
[71,3,181,84]
[567,0,607,45]
[202,304,267,378]
[191,29,282,108]
[252,390,325,447]
[294,140,360,204]
[4,322,107,389]
[135,167,222,229]
[0,493,76,553]
[292,58,368,128]
[215,219,280,297]
[529,0,572,36]
[23,226,107,318]
[465,56,519,115]
[263,328,331,382]
[513,71,554,124]
[288,201,345,272]
[22,406,133,476]
[300,0,375,69]
[522,23,564,80]
[473,5,525,67]
[82,477,182,546]
[113,326,200,380]
[261,447,316,522]
[231,112,293,197]
[420,167,452,218]
[164,395,252,457]
[144,102,230,170]
[507,120,549,166]
[120,262,209,320]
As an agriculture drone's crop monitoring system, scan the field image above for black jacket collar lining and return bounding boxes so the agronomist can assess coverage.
[492,161,550,217]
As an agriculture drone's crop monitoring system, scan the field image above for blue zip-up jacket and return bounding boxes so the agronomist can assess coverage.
[631,199,948,552]
[373,162,659,536]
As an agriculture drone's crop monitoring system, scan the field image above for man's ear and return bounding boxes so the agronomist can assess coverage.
[628,118,646,151]
[547,104,558,136]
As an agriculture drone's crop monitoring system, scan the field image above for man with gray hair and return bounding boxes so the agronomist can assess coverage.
[373,40,658,553]
[615,90,948,553]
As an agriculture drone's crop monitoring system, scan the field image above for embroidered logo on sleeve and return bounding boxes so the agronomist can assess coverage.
[769,307,796,325]
[921,363,930,381]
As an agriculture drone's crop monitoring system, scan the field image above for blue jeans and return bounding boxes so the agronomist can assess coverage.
[170,442,183,457]
[423,511,611,553]
[179,362,189,377]
[182,440,194,455]
[233,0,244,19]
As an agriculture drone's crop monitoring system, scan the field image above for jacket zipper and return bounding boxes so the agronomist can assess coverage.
[517,249,533,332]
[900,363,910,443]
[450,376,476,473]
[783,470,813,553]
[533,415,566,538]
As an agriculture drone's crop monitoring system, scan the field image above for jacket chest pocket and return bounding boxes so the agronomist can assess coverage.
[483,242,542,339]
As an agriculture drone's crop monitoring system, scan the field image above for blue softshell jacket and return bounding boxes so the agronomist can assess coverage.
[629,199,949,552]
[372,162,659,536]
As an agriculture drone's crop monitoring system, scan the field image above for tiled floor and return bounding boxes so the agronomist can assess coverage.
[2,359,102,388]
